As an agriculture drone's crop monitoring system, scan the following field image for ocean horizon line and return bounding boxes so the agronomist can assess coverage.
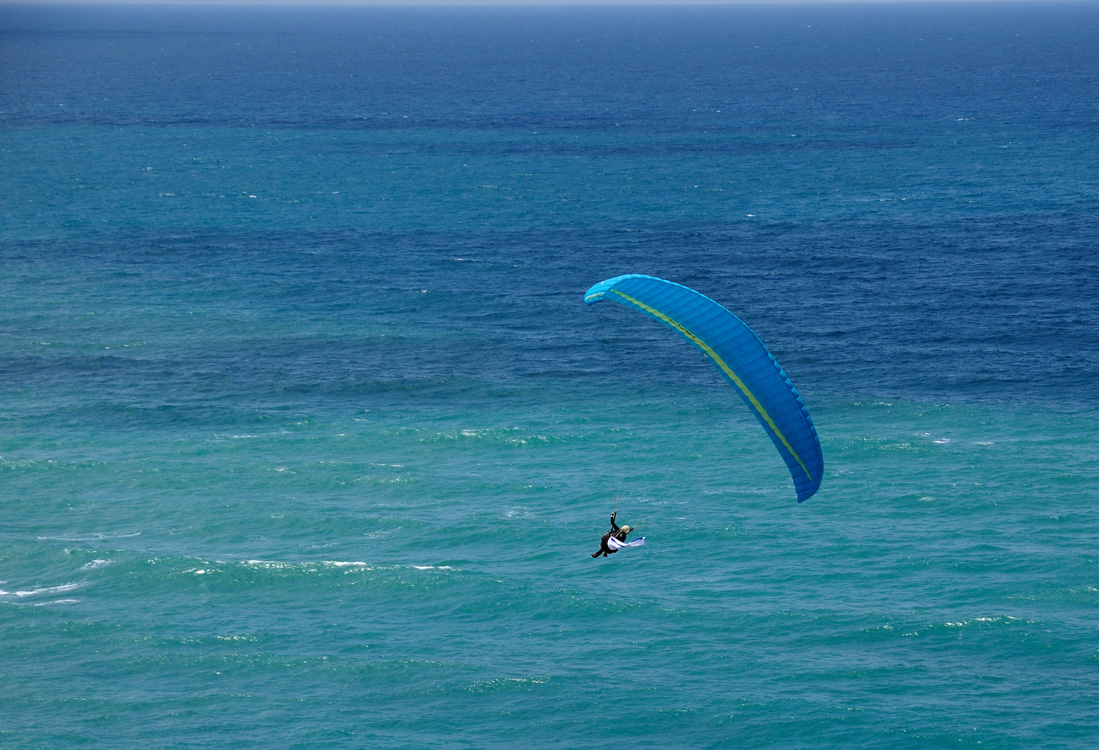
[0,0,1079,8]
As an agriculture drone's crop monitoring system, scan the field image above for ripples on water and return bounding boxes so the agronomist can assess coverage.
[2,3,1098,748]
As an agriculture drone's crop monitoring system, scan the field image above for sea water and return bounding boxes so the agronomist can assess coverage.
[2,3,1098,748]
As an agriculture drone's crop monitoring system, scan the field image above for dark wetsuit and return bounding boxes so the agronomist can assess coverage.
[592,513,628,558]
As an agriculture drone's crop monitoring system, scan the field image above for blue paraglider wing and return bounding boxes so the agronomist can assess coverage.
[585,274,823,502]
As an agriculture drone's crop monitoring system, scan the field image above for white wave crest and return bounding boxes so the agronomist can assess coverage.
[1,582,82,598]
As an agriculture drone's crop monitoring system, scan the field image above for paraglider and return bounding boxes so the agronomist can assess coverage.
[591,510,645,559]
[584,274,823,502]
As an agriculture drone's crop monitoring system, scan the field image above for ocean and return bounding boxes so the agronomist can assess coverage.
[2,2,1098,747]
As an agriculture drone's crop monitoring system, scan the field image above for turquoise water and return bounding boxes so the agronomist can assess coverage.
[3,4,1099,748]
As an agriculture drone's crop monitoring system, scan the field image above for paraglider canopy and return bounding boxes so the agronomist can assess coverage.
[585,274,823,502]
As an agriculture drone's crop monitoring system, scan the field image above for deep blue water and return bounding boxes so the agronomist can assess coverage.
[2,3,1099,749]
